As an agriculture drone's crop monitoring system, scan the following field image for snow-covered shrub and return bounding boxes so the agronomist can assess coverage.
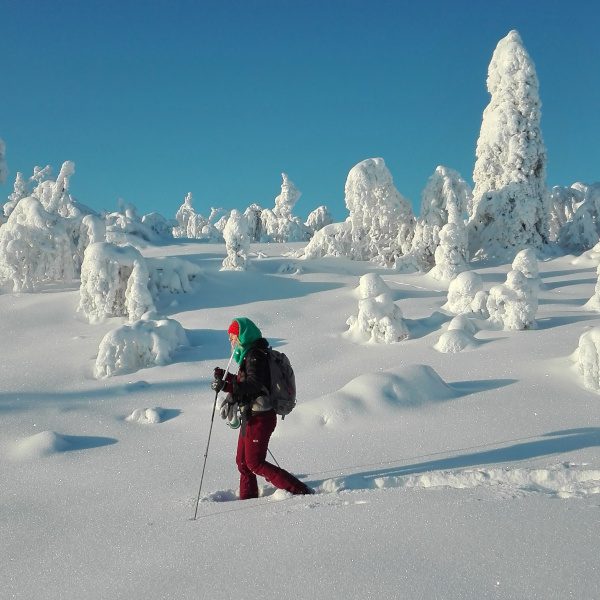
[146,256,201,295]
[222,209,250,271]
[575,327,600,392]
[469,30,549,259]
[78,242,145,323]
[0,196,74,291]
[125,260,156,321]
[435,316,478,354]
[444,271,485,315]
[345,158,415,265]
[105,203,161,244]
[346,273,409,343]
[429,221,469,281]
[487,270,537,330]
[274,172,301,220]
[94,314,188,378]
[0,138,7,184]
[306,205,333,233]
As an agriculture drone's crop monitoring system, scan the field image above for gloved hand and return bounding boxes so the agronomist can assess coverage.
[218,394,239,428]
[212,367,234,393]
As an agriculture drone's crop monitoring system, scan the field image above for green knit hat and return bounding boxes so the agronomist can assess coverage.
[229,317,263,364]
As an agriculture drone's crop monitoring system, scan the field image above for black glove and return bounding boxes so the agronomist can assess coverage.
[211,367,233,393]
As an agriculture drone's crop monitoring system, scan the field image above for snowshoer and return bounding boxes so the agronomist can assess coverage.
[212,317,313,499]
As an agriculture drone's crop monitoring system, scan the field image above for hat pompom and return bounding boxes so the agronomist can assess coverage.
[228,320,240,336]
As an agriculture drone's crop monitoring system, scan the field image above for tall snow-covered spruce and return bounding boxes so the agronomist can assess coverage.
[469,30,548,260]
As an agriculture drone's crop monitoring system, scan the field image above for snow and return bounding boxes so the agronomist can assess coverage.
[3,239,600,599]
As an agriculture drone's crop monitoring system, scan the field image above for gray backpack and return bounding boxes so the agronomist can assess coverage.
[267,348,296,418]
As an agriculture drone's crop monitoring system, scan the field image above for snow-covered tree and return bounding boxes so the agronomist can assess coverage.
[0,197,74,291]
[141,212,174,241]
[556,183,600,251]
[261,174,311,242]
[302,220,352,259]
[407,166,472,272]
[346,273,409,343]
[548,185,584,242]
[306,205,333,233]
[345,158,415,265]
[469,30,548,259]
[125,260,156,321]
[78,242,145,322]
[4,172,28,218]
[487,269,537,330]
[274,172,301,219]
[0,138,7,185]
[221,209,250,271]
[174,193,195,238]
[429,220,469,281]
[244,204,264,242]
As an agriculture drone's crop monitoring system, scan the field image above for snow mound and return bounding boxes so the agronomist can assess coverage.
[435,315,480,353]
[94,314,188,378]
[126,408,164,424]
[10,431,72,459]
[297,364,456,428]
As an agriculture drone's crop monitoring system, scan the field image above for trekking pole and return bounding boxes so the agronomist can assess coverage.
[267,448,281,468]
[192,350,235,521]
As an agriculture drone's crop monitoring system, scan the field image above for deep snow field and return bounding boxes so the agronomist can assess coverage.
[2,241,600,600]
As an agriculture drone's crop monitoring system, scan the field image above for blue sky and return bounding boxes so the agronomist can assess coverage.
[1,0,599,222]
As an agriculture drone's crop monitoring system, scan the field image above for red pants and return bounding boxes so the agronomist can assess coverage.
[236,410,310,499]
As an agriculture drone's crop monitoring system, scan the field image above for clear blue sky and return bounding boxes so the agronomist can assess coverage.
[1,0,599,222]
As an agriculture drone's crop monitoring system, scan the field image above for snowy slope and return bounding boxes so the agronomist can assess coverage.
[2,242,600,600]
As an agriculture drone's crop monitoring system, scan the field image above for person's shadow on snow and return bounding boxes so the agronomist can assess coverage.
[317,428,600,490]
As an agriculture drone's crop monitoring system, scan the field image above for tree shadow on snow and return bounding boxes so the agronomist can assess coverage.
[61,435,117,452]
[534,315,598,330]
[543,277,596,291]
[311,428,600,491]
[405,311,453,339]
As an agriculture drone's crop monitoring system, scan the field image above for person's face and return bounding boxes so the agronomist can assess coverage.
[229,333,239,348]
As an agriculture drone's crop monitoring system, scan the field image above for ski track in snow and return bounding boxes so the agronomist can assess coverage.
[200,462,600,507]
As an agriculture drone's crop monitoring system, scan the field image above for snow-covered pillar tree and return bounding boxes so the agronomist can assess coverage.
[46,161,75,214]
[410,166,472,271]
[221,209,250,271]
[273,173,301,220]
[345,157,415,264]
[0,138,7,184]
[174,192,196,238]
[468,30,549,259]
[125,260,156,321]
[429,220,469,282]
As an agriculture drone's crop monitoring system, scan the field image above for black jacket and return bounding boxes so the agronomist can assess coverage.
[232,338,272,411]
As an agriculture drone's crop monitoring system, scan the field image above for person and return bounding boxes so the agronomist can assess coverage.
[212,317,313,500]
